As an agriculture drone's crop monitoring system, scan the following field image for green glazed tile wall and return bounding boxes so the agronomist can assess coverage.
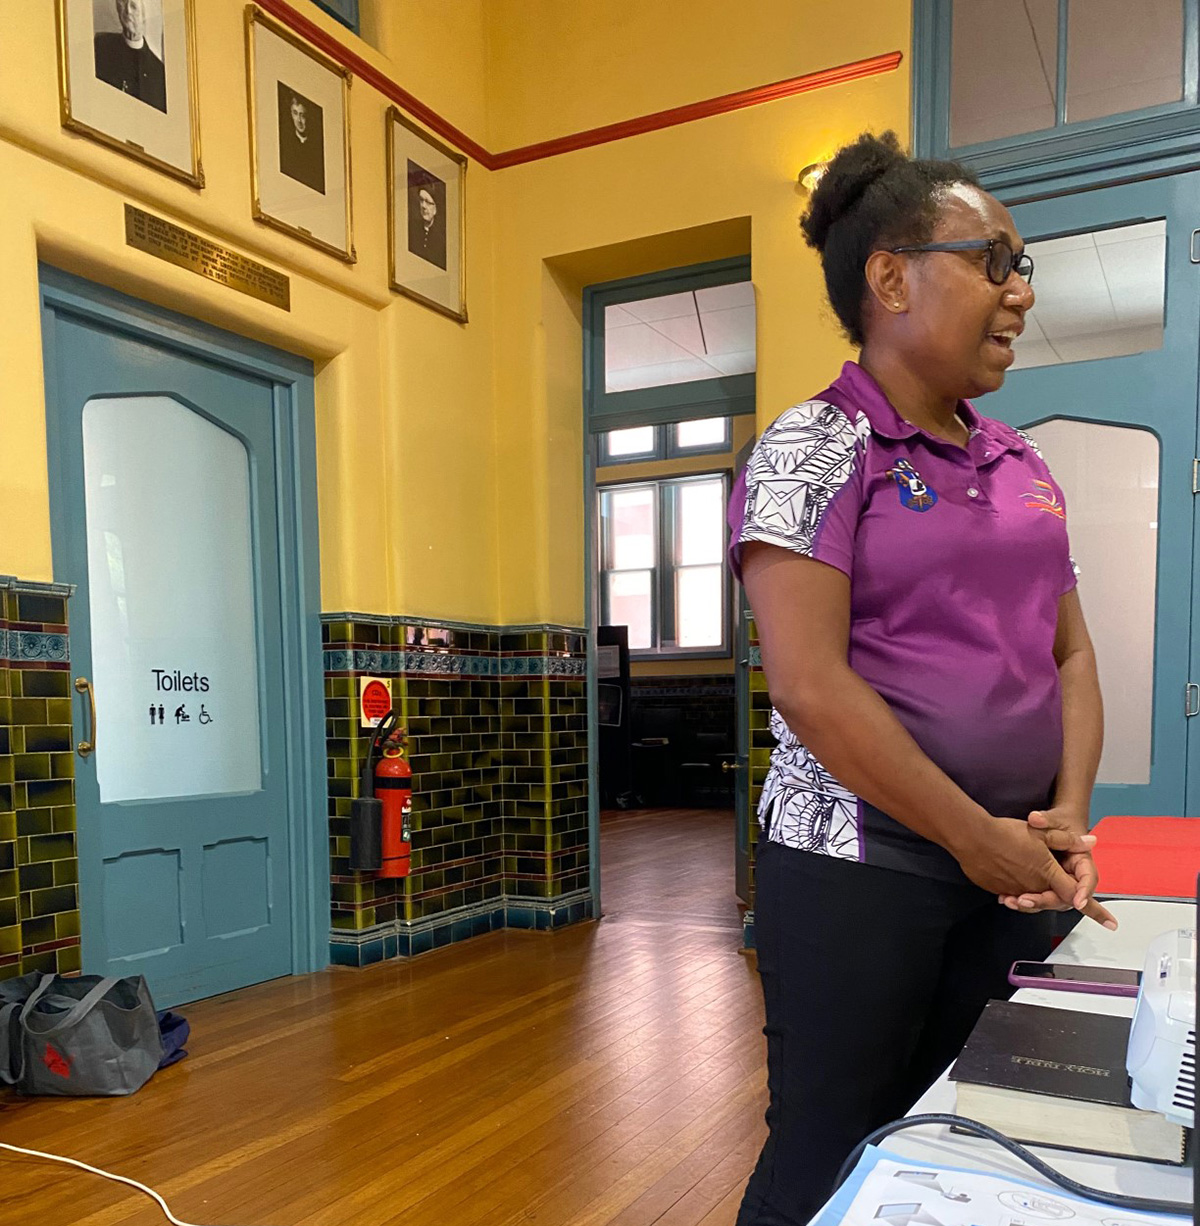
[323,619,590,943]
[404,666,504,923]
[0,583,81,982]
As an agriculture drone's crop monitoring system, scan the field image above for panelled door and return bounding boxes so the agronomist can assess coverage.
[42,270,316,1006]
[986,172,1200,823]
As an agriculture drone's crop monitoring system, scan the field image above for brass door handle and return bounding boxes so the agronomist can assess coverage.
[721,760,743,773]
[75,676,97,758]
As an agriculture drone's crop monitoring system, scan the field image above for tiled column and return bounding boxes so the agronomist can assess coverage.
[0,580,80,981]
[0,610,15,978]
[499,630,591,929]
[324,616,592,964]
[545,636,589,899]
[323,618,407,962]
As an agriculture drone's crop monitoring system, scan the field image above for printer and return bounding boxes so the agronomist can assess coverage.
[1126,926,1196,1129]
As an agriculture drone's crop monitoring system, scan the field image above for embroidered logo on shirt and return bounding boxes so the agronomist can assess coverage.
[886,459,938,512]
[1022,480,1065,519]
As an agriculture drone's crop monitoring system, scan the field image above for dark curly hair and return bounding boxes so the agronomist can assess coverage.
[800,131,980,347]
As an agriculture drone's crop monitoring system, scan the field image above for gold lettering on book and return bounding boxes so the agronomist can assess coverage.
[124,205,291,311]
[1011,1056,1110,1077]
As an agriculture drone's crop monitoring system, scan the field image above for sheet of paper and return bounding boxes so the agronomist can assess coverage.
[811,1147,1187,1226]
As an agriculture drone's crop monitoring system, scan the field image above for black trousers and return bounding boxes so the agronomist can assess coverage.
[736,839,1058,1226]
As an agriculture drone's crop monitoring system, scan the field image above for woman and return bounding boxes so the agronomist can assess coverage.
[730,132,1115,1226]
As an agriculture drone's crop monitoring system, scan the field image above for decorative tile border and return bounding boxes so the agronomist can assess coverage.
[1,632,70,666]
[324,648,586,677]
[329,889,595,966]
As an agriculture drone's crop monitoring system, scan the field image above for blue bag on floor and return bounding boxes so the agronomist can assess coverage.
[156,1010,190,1069]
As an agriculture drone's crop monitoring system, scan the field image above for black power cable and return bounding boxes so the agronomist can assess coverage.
[836,1113,1190,1217]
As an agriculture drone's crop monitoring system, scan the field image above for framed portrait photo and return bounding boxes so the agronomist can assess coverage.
[245,5,354,263]
[387,108,467,322]
[56,0,202,186]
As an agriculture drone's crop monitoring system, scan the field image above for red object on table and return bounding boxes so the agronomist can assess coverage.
[1090,815,1200,899]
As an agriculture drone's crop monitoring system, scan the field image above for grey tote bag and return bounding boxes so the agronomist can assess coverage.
[0,972,164,1096]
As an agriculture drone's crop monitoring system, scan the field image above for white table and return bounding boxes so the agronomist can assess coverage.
[886,900,1191,1204]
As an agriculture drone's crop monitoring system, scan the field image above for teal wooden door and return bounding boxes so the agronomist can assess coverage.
[986,173,1200,824]
[42,276,309,1006]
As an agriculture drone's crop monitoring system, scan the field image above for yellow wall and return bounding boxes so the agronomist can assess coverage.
[485,0,907,151]
[0,0,498,620]
[0,0,909,627]
[489,0,910,626]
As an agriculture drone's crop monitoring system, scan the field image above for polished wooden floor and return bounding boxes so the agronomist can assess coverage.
[0,809,766,1226]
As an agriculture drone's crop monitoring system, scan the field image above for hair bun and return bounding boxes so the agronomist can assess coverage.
[801,131,905,253]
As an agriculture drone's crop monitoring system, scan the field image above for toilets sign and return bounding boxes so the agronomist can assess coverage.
[147,668,215,728]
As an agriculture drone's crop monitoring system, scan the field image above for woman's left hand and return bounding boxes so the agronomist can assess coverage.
[998,807,1118,930]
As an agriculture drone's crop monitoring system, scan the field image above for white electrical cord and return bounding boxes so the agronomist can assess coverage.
[0,1140,236,1226]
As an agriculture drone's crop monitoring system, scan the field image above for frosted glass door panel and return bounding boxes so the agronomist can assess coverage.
[1033,420,1158,785]
[1011,222,1166,371]
[82,397,263,802]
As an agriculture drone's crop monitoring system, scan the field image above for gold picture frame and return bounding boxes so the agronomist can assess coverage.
[56,0,204,188]
[387,107,467,323]
[245,5,355,263]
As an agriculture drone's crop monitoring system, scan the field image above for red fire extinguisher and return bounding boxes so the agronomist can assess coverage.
[376,730,412,878]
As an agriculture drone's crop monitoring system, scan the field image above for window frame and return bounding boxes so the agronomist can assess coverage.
[584,257,755,432]
[913,0,1200,196]
[312,0,360,35]
[597,469,733,661]
[599,417,733,466]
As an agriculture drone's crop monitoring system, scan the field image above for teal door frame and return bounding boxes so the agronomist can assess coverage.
[39,265,329,980]
[983,173,1200,823]
[583,257,755,913]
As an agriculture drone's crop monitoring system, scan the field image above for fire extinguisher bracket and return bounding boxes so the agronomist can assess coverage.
[348,710,397,873]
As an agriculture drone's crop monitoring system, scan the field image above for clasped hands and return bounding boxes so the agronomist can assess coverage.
[957,805,1117,930]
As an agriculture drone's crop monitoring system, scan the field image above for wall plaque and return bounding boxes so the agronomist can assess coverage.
[124,204,291,310]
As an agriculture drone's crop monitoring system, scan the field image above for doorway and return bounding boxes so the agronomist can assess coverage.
[40,267,327,1006]
[583,258,756,934]
[986,171,1200,823]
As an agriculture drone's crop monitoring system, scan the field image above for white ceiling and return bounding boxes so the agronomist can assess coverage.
[1011,220,1165,369]
[604,281,756,394]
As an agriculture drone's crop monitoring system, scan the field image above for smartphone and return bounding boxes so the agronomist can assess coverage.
[1008,960,1142,997]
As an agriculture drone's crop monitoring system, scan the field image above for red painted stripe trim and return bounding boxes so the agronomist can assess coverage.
[255,0,494,166]
[490,52,905,168]
[253,1,901,171]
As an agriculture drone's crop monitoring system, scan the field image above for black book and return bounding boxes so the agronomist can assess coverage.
[949,999,1187,1164]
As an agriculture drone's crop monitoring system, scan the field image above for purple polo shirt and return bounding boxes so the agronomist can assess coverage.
[729,361,1076,882]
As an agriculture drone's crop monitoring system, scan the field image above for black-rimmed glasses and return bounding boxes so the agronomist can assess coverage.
[888,238,1034,286]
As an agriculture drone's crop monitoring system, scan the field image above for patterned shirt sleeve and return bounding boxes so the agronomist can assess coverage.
[728,399,865,582]
[1016,428,1080,592]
